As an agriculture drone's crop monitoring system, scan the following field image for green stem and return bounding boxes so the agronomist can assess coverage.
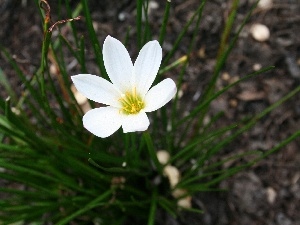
[136,0,143,49]
[81,0,107,79]
[56,190,112,225]
[197,0,257,130]
[143,131,163,175]
[158,0,171,46]
[147,189,157,225]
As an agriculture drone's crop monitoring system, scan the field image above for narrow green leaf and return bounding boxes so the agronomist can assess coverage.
[147,189,157,225]
[56,189,112,225]
[81,0,107,79]
[158,0,171,46]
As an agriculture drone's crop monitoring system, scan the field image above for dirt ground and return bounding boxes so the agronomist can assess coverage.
[0,0,299,224]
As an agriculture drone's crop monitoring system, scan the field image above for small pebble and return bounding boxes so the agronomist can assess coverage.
[276,212,292,225]
[172,188,186,198]
[192,90,201,101]
[291,172,300,184]
[198,46,206,59]
[253,63,262,71]
[118,12,126,21]
[92,21,98,31]
[250,23,270,42]
[148,1,159,11]
[177,89,183,99]
[177,195,192,208]
[266,187,277,204]
[143,0,159,20]
[11,107,21,115]
[222,72,230,81]
[229,99,238,107]
[258,0,273,10]
[156,150,170,165]
[49,64,58,75]
[164,165,180,188]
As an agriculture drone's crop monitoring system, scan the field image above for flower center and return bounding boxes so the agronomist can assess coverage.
[119,88,145,115]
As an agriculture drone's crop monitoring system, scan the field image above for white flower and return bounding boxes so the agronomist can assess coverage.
[71,35,177,138]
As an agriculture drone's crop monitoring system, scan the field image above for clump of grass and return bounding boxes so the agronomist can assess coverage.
[0,0,299,224]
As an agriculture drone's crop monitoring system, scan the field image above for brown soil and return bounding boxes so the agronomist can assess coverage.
[0,0,299,224]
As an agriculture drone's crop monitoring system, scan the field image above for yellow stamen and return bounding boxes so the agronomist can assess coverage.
[119,88,144,114]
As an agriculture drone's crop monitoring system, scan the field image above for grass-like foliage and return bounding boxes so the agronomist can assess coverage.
[0,0,299,224]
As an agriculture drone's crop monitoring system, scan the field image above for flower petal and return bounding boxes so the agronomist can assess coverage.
[144,78,177,112]
[134,40,162,96]
[71,74,121,108]
[121,111,150,133]
[83,107,122,138]
[103,35,133,92]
